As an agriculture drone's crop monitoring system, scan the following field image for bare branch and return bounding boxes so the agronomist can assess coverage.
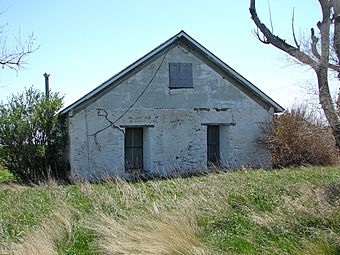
[267,0,274,33]
[318,0,332,23]
[250,0,340,148]
[249,0,318,69]
[0,18,38,72]
[328,63,340,72]
[332,0,340,69]
[317,0,331,68]
[292,7,300,49]
[336,88,340,115]
[253,28,270,44]
[310,28,321,59]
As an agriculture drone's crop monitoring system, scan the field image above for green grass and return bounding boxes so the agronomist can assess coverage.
[0,165,14,182]
[0,166,339,254]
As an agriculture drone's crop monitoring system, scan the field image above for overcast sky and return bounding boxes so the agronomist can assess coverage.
[0,0,337,109]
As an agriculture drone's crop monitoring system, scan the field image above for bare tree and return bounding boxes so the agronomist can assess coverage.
[0,17,37,72]
[249,0,340,148]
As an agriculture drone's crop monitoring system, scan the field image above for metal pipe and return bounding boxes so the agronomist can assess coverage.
[43,73,50,98]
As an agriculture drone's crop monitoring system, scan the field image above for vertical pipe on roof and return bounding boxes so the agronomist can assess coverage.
[43,73,50,98]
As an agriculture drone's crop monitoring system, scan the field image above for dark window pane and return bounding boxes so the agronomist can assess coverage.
[208,145,219,163]
[125,128,133,146]
[133,148,143,169]
[125,147,133,168]
[169,63,193,88]
[125,128,143,170]
[208,126,219,145]
[207,126,220,165]
[133,128,143,146]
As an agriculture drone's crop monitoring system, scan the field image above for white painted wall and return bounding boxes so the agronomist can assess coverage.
[67,44,273,180]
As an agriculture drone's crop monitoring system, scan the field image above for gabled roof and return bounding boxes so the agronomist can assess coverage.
[61,30,284,114]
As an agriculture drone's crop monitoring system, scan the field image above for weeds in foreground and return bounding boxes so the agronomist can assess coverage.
[0,167,339,254]
[88,209,206,255]
[2,207,72,255]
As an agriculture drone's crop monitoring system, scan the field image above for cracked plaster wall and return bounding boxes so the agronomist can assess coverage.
[67,45,273,179]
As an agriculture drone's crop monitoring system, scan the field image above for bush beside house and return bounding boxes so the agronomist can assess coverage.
[264,105,340,168]
[0,87,69,183]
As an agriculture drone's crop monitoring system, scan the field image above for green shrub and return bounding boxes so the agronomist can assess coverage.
[0,87,69,183]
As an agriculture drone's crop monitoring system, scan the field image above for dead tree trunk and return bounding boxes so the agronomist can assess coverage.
[333,0,340,61]
[249,0,340,148]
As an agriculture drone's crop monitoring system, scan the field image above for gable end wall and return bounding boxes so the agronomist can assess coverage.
[67,45,273,179]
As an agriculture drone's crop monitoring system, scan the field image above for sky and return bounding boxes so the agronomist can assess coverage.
[0,0,337,110]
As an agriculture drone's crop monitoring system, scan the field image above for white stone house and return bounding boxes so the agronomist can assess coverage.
[61,31,284,180]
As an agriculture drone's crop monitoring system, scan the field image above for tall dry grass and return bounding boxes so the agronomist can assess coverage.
[2,206,72,255]
[301,236,340,255]
[1,168,338,254]
[2,178,209,255]
[88,206,207,255]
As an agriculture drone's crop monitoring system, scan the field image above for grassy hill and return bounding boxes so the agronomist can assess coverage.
[0,166,339,255]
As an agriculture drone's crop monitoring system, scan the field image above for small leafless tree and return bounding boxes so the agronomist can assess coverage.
[0,16,37,72]
[249,0,340,148]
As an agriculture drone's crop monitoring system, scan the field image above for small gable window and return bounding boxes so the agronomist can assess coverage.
[169,63,193,88]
